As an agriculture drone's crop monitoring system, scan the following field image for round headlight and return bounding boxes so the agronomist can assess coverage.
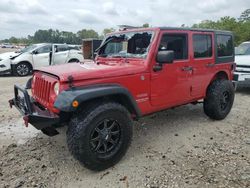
[54,82,60,95]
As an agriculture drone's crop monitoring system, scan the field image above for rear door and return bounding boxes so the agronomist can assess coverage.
[190,32,215,98]
[150,31,192,107]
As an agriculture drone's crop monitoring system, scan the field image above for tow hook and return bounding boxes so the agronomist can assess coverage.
[23,115,29,127]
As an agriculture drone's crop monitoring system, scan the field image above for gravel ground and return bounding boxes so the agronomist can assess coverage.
[0,49,249,188]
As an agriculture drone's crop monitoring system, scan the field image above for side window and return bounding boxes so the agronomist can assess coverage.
[55,45,69,52]
[193,34,212,58]
[159,34,188,60]
[246,47,250,55]
[217,35,233,57]
[36,45,52,54]
[68,45,80,50]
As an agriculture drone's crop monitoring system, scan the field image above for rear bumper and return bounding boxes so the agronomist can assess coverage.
[9,85,60,136]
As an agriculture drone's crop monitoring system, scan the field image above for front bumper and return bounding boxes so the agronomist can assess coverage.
[0,68,12,75]
[233,72,250,86]
[0,59,12,75]
[9,85,60,136]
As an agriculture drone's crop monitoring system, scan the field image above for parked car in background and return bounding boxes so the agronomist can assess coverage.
[1,43,15,48]
[234,41,250,85]
[0,43,84,76]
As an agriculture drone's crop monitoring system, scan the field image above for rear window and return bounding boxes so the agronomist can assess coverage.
[193,34,212,58]
[217,35,233,57]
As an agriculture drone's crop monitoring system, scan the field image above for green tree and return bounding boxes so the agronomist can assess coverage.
[142,23,149,28]
[239,9,250,22]
[9,37,19,44]
[103,28,115,35]
[77,29,99,39]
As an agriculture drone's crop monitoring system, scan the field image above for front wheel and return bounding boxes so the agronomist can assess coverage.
[204,79,235,120]
[14,62,31,76]
[67,102,133,171]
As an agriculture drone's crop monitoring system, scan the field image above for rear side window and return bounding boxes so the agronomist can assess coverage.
[193,34,212,58]
[159,34,188,60]
[217,35,233,57]
[55,45,69,52]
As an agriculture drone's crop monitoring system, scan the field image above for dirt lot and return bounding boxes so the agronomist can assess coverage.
[0,48,16,54]
[0,49,249,187]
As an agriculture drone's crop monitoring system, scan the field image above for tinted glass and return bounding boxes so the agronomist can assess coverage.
[193,34,212,58]
[217,35,233,57]
[159,34,188,60]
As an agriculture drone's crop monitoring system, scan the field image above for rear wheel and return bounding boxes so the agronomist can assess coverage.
[68,59,80,63]
[14,62,32,76]
[204,79,235,120]
[67,102,133,171]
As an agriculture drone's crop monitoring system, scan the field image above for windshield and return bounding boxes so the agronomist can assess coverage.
[98,31,154,58]
[20,44,39,53]
[235,43,250,55]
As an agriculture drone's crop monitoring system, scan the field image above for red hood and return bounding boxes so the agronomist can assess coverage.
[36,59,147,82]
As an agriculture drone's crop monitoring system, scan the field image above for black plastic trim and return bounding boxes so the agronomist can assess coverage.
[233,74,239,81]
[10,85,59,136]
[237,65,250,68]
[26,77,33,89]
[0,69,12,75]
[54,84,142,118]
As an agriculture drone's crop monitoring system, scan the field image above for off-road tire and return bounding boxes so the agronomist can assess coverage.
[67,102,133,171]
[204,79,235,120]
[14,62,32,77]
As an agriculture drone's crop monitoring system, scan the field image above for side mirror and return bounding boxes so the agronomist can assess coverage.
[32,50,38,55]
[156,50,174,64]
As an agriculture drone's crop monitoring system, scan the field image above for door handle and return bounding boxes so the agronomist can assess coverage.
[206,63,215,68]
[182,66,193,71]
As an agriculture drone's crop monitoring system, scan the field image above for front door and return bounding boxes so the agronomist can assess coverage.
[52,44,69,65]
[151,32,192,107]
[32,44,52,68]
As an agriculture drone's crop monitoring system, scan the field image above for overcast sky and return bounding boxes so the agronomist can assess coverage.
[0,0,249,39]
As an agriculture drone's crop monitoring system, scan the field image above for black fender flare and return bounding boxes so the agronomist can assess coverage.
[54,84,141,118]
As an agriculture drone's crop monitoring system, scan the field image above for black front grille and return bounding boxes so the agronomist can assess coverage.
[236,65,250,68]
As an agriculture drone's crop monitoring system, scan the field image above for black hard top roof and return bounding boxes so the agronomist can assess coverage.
[159,27,233,34]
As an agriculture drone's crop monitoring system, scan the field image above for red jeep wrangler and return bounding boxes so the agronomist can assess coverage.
[9,27,235,171]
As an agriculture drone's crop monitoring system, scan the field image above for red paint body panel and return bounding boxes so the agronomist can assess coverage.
[31,28,234,117]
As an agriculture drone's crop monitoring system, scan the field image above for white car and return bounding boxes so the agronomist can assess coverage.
[234,41,250,85]
[0,43,84,76]
[1,43,14,48]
